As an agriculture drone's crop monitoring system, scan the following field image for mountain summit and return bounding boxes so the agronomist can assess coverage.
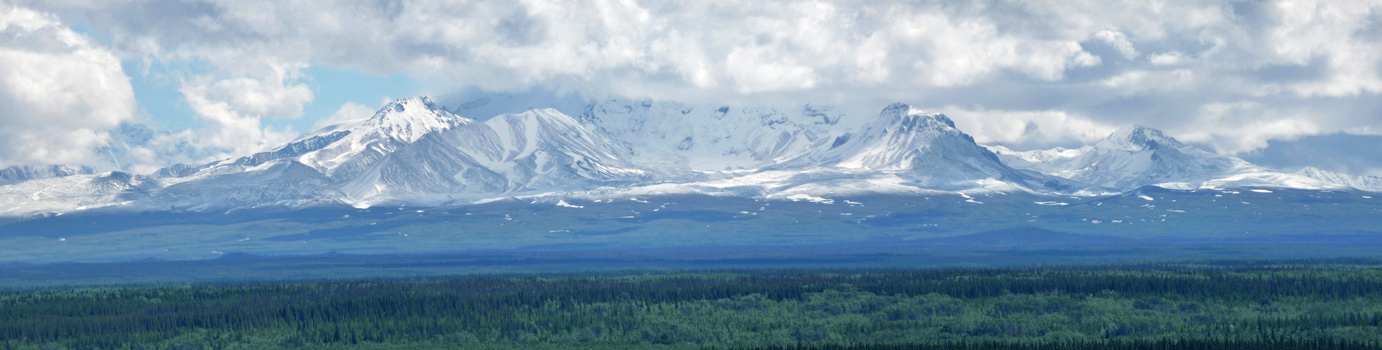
[987,126,1357,192]
[773,103,1045,189]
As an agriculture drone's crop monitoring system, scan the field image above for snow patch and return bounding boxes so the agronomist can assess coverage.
[1250,189,1273,193]
[556,200,583,208]
[1034,201,1068,206]
[784,194,834,204]
[1138,195,1154,201]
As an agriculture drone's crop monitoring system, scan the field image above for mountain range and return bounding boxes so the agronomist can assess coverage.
[1,95,1379,217]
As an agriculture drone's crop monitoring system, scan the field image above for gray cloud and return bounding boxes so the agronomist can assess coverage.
[1240,134,1382,177]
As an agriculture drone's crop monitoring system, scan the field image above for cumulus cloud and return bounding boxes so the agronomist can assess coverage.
[180,63,314,120]
[0,4,135,168]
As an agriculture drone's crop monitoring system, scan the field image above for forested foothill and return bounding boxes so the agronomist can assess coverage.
[3,261,1382,349]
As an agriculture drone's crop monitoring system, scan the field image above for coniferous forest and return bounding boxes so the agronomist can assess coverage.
[3,264,1382,349]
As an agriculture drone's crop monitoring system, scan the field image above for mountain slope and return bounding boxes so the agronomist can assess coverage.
[0,96,655,212]
[577,98,846,173]
[1295,166,1382,192]
[337,108,650,204]
[989,126,1352,192]
[6,95,1381,217]
[0,165,94,186]
[773,103,1045,190]
[0,171,151,216]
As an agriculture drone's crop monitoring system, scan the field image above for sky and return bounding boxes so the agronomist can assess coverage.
[1,0,1380,176]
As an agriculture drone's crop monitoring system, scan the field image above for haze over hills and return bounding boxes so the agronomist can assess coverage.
[0,94,1379,217]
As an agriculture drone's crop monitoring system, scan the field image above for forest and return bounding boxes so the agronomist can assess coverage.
[3,262,1382,349]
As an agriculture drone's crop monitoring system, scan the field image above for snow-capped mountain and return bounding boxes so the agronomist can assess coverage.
[132,97,650,209]
[1295,166,1382,192]
[987,126,1353,192]
[0,165,93,186]
[574,98,847,173]
[0,170,152,216]
[3,95,1380,217]
[327,104,650,205]
[771,103,1050,190]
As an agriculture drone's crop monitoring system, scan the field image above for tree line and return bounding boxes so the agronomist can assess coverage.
[1,266,1381,349]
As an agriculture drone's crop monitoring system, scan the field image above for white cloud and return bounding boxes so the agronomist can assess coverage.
[173,76,300,163]
[1100,69,1194,95]
[941,107,1118,149]
[181,63,314,120]
[896,11,1099,87]
[313,102,375,130]
[0,4,134,167]
[1264,0,1382,97]
[1094,29,1139,60]
[1147,51,1187,66]
[1174,102,1324,154]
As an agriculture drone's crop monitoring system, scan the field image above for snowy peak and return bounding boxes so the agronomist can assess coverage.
[770,103,1038,189]
[873,103,956,131]
[0,165,95,186]
[1295,166,1382,191]
[363,97,472,143]
[1097,125,1189,152]
[992,126,1268,191]
[329,106,650,205]
[832,104,988,170]
[1052,126,1235,190]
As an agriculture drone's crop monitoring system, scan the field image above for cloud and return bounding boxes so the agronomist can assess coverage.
[179,63,314,120]
[1240,134,1382,176]
[1094,29,1138,60]
[0,4,135,168]
[313,102,375,130]
[172,75,301,163]
[1173,102,1323,154]
[1147,51,1188,66]
[1100,69,1195,95]
[940,107,1118,150]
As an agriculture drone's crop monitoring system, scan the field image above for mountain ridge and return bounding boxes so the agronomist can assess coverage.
[0,95,1378,216]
